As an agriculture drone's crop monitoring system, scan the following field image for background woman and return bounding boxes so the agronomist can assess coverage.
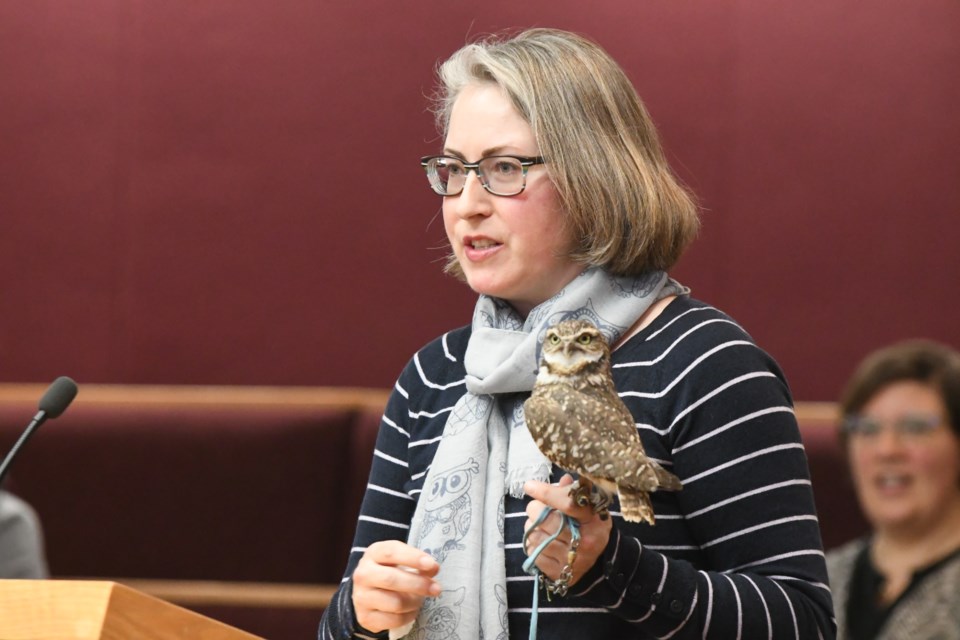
[827,340,960,639]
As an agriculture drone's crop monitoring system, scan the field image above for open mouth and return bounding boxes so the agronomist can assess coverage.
[874,472,911,490]
[469,239,501,249]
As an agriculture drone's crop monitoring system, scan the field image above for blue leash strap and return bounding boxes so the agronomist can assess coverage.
[521,506,582,640]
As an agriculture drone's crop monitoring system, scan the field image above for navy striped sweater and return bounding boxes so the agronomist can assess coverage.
[320,296,835,639]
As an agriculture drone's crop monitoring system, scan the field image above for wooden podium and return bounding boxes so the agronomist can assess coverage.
[0,580,264,639]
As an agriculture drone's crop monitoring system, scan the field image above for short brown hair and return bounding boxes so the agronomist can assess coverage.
[839,339,960,438]
[433,28,700,279]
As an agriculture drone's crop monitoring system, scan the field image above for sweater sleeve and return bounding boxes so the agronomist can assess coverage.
[318,371,419,639]
[319,328,470,639]
[567,309,836,639]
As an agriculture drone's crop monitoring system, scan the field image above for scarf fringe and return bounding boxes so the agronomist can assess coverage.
[506,462,553,499]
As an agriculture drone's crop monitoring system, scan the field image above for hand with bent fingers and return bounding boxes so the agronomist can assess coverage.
[351,540,441,633]
[523,474,612,586]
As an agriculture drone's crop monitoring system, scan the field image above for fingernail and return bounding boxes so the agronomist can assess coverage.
[429,581,442,596]
[420,555,438,570]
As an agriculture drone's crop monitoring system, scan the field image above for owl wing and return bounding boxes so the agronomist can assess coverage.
[582,387,682,492]
[524,384,642,480]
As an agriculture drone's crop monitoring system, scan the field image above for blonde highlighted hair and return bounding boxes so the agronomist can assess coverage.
[433,28,699,278]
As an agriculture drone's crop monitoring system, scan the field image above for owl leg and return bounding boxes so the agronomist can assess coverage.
[567,476,591,508]
[567,477,610,521]
[589,486,612,521]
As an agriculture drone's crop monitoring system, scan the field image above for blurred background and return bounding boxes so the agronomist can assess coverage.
[1,0,957,400]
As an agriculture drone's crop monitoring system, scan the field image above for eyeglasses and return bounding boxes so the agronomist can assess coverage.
[420,155,545,197]
[841,413,944,439]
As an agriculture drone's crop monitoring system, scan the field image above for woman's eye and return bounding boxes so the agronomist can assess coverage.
[492,160,519,175]
[899,416,938,434]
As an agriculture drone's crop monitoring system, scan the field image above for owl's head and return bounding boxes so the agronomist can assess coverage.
[540,319,611,374]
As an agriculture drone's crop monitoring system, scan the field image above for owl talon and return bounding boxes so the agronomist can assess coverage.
[567,480,592,508]
[568,478,612,519]
[588,487,612,520]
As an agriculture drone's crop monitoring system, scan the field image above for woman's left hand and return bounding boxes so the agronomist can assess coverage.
[523,474,612,586]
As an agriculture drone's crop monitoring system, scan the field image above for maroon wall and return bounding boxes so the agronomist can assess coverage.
[1,1,958,400]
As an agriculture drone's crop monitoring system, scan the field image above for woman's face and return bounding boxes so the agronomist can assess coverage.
[442,83,584,317]
[848,381,960,536]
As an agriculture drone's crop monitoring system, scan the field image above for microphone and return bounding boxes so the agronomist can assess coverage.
[0,376,78,487]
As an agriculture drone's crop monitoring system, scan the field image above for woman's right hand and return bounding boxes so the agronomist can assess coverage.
[351,540,441,633]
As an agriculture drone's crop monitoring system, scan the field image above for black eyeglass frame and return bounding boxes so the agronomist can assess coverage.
[419,155,546,197]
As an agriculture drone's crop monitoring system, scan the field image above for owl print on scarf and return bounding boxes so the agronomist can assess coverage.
[410,586,466,640]
[415,458,480,562]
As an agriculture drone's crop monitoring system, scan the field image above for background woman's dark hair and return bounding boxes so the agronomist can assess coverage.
[839,339,960,438]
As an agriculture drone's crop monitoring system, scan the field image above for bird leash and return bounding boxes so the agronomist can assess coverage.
[521,506,581,640]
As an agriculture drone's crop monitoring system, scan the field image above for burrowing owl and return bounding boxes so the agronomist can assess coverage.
[523,319,682,524]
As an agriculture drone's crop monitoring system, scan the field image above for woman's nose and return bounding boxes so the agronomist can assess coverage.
[451,172,493,218]
[872,426,907,456]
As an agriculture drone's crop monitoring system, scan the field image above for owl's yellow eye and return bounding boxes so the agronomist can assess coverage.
[577,334,592,345]
[549,334,561,345]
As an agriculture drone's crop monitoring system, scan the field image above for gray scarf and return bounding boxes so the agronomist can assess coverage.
[393,267,686,640]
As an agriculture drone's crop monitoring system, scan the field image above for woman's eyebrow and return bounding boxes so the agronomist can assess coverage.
[441,145,515,161]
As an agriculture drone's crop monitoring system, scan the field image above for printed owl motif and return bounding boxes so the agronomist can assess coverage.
[410,586,466,640]
[416,458,480,562]
[523,319,682,524]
